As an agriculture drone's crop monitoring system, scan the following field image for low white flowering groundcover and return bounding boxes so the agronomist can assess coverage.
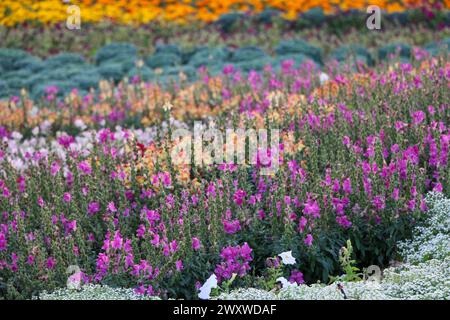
[36,284,161,300]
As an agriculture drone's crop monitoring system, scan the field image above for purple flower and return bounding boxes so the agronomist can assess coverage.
[412,110,426,125]
[215,243,253,282]
[88,202,100,215]
[223,219,241,234]
[111,231,123,250]
[336,215,352,228]
[0,232,7,251]
[289,270,305,285]
[304,234,314,246]
[50,162,60,176]
[78,160,92,175]
[343,178,352,194]
[63,192,71,203]
[303,199,320,218]
[46,257,56,269]
[107,202,117,213]
[176,260,183,271]
[192,237,201,251]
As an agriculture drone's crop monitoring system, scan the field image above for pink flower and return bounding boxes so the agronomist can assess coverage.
[176,260,183,271]
[78,160,92,175]
[50,162,60,176]
[336,215,352,228]
[303,199,320,218]
[63,192,71,203]
[223,219,241,234]
[111,231,123,250]
[88,202,100,215]
[192,237,201,251]
[0,232,7,251]
[46,257,56,269]
[107,202,117,213]
[304,234,313,246]
[412,110,426,125]
[343,178,352,194]
[289,270,305,285]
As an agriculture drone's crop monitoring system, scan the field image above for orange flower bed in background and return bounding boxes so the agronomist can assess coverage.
[1,0,448,26]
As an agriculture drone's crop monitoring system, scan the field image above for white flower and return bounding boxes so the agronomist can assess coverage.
[11,131,23,141]
[74,119,87,130]
[278,250,296,265]
[32,127,39,136]
[319,72,330,84]
[276,277,297,289]
[198,274,218,300]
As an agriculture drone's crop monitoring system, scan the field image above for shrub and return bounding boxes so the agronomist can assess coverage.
[215,13,244,33]
[275,40,323,64]
[378,43,412,60]
[300,7,326,26]
[94,43,137,65]
[154,44,181,57]
[229,46,268,63]
[145,53,181,69]
[43,53,86,70]
[71,70,102,91]
[97,63,127,83]
[330,45,373,66]
[0,49,30,72]
[188,48,230,68]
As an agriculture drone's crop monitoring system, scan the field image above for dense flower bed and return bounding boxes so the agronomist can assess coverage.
[1,0,448,26]
[217,192,450,300]
[0,45,448,299]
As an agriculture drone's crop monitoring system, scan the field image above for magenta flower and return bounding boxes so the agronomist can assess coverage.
[88,202,100,215]
[111,231,123,250]
[0,232,7,251]
[176,260,184,271]
[303,199,320,218]
[78,160,92,175]
[304,234,314,246]
[192,237,201,251]
[46,257,56,269]
[412,110,426,125]
[107,202,117,212]
[223,219,241,234]
[289,270,305,285]
[63,192,71,203]
[343,178,352,194]
[215,243,253,282]
[50,161,61,176]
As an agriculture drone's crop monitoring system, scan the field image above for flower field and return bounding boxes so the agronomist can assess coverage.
[0,1,449,301]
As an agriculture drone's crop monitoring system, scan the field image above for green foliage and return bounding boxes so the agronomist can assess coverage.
[378,42,411,60]
[188,47,230,68]
[229,46,268,63]
[145,53,181,69]
[330,45,373,66]
[0,48,30,72]
[329,240,363,283]
[94,42,137,65]
[275,40,323,64]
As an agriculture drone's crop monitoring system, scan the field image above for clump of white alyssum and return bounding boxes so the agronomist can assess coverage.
[398,192,450,264]
[216,288,278,300]
[35,284,161,300]
[381,257,450,300]
[278,281,392,300]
